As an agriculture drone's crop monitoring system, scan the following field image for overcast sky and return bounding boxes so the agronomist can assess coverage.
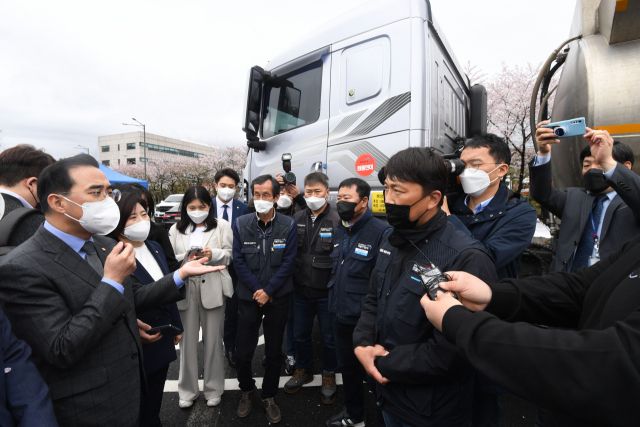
[0,0,576,159]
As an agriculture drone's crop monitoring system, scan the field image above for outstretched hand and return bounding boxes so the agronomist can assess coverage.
[420,292,462,331]
[178,258,226,281]
[584,127,617,172]
[439,271,492,312]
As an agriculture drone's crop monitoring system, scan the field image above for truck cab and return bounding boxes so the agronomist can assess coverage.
[241,0,486,211]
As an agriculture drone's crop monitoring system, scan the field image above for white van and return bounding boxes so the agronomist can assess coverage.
[240,0,486,213]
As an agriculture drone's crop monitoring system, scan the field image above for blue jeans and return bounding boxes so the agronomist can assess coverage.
[382,411,413,427]
[293,292,337,372]
[286,294,296,356]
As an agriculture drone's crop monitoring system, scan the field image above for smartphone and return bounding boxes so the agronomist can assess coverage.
[182,246,204,266]
[541,117,587,138]
[147,324,182,336]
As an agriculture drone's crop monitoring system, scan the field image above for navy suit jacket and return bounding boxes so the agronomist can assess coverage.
[133,240,184,376]
[212,197,248,280]
[0,305,58,427]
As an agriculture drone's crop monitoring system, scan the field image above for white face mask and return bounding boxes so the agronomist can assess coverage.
[122,219,150,242]
[277,195,292,208]
[217,187,236,202]
[61,196,120,236]
[305,196,327,211]
[459,164,504,198]
[254,199,274,214]
[188,210,209,224]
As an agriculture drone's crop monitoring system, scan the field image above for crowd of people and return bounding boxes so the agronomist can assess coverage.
[0,123,639,427]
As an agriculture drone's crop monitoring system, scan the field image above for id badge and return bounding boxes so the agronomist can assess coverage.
[588,256,600,267]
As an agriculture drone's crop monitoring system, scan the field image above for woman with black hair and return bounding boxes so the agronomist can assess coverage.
[111,183,180,271]
[106,191,184,427]
[168,186,233,409]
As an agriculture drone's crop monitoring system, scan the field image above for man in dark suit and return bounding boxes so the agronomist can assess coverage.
[531,122,640,272]
[212,168,249,368]
[0,305,58,427]
[0,144,56,246]
[0,154,224,427]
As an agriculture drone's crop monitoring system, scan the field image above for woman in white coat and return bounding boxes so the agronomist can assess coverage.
[169,186,233,409]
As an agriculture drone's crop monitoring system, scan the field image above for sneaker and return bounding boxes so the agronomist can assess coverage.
[326,408,365,427]
[237,387,255,418]
[179,399,195,409]
[283,368,313,393]
[285,355,296,375]
[261,397,282,423]
[207,397,221,407]
[321,371,337,404]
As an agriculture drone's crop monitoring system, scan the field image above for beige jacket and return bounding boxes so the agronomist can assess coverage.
[168,219,233,310]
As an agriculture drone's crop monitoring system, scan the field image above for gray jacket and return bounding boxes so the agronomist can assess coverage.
[0,226,186,427]
[529,159,640,272]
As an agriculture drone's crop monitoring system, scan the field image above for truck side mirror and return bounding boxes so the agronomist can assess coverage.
[469,84,487,137]
[242,66,269,141]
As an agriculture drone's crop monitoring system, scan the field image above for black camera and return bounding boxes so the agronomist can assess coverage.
[443,137,468,201]
[282,153,296,185]
[413,264,458,301]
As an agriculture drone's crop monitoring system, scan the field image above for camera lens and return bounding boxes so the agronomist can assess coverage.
[284,172,296,184]
[554,127,566,137]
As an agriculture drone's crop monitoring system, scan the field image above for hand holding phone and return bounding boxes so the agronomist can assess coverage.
[541,117,587,139]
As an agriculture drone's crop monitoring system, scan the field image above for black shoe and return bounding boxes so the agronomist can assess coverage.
[262,355,267,367]
[284,368,313,393]
[237,387,255,418]
[326,408,364,427]
[225,351,237,368]
[321,371,337,404]
[285,355,296,375]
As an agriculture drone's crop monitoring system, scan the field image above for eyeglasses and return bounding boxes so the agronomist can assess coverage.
[59,188,122,202]
[464,162,502,171]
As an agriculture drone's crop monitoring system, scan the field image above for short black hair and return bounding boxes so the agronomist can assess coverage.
[464,133,512,165]
[304,172,329,189]
[38,154,99,214]
[215,168,240,185]
[176,185,217,234]
[580,141,634,166]
[0,144,56,187]
[106,191,148,242]
[339,178,370,200]
[112,183,156,216]
[385,147,447,205]
[251,175,279,198]
[377,167,386,186]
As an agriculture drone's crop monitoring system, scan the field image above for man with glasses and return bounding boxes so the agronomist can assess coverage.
[442,134,537,427]
[232,174,298,424]
[0,154,224,427]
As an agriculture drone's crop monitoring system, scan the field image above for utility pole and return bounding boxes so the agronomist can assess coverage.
[123,118,147,180]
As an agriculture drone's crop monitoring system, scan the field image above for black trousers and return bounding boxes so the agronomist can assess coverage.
[223,278,239,352]
[334,318,366,420]
[140,364,170,427]
[236,296,289,399]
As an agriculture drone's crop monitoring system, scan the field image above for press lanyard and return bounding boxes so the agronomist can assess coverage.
[589,212,600,256]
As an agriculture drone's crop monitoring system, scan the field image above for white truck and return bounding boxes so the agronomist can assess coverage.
[240,0,486,213]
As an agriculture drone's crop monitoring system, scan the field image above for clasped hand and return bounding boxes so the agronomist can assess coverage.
[253,289,272,306]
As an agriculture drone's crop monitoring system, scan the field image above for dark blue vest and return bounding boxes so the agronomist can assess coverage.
[328,213,391,325]
[235,213,295,301]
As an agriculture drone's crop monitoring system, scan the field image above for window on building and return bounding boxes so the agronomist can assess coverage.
[139,142,204,158]
[118,159,120,165]
[127,158,136,165]
[127,143,136,150]
[101,146,110,152]
[102,160,110,166]
[118,144,120,151]
[140,157,150,162]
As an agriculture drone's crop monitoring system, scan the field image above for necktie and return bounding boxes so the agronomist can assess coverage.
[571,194,608,271]
[82,241,104,276]
[222,204,229,222]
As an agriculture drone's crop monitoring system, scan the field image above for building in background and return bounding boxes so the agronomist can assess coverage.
[98,132,215,167]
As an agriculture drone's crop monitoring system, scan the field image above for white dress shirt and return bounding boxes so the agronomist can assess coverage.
[134,244,164,281]
[216,197,233,223]
[0,189,33,209]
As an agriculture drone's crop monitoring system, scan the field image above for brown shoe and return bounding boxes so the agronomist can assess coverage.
[237,387,255,418]
[261,397,281,423]
[284,368,313,393]
[321,371,337,404]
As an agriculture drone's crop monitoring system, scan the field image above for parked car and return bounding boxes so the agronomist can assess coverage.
[162,204,181,230]
[154,194,183,223]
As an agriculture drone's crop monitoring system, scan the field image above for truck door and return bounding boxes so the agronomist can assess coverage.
[250,51,331,186]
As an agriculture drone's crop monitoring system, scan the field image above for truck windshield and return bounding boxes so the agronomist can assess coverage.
[262,60,322,139]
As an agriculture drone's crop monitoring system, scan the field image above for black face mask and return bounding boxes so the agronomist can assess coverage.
[385,195,430,230]
[337,200,361,222]
[583,169,609,194]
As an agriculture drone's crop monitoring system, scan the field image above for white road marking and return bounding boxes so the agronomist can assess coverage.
[164,374,343,392]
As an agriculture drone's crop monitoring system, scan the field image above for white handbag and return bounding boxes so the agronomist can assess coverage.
[216,225,234,298]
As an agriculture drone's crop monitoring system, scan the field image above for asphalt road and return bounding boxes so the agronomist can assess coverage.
[159,320,536,427]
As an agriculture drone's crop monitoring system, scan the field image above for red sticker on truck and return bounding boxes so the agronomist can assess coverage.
[355,154,376,176]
